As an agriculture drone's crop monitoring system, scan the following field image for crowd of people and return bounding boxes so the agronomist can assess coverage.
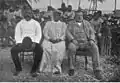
[1,2,120,82]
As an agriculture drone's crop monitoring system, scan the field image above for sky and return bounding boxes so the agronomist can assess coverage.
[29,0,120,12]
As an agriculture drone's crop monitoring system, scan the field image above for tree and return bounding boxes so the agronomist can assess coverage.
[114,0,117,11]
[88,0,106,12]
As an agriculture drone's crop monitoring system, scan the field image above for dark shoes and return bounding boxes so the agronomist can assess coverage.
[30,72,38,77]
[94,70,104,81]
[30,70,39,77]
[68,69,74,76]
[13,70,38,77]
[13,70,22,76]
[53,71,61,75]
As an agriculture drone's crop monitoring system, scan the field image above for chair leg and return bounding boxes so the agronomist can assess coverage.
[21,52,24,63]
[75,54,77,63]
[32,52,35,62]
[85,56,88,70]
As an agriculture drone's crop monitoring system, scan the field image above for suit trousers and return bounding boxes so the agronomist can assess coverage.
[11,43,43,73]
[67,41,101,72]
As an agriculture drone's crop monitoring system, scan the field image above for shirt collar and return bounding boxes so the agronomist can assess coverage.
[23,18,33,22]
[52,20,61,23]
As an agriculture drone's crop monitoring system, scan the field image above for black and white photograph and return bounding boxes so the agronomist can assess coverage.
[0,0,120,82]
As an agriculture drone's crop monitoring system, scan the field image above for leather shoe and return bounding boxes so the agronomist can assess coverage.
[53,71,60,75]
[30,72,38,77]
[94,70,104,81]
[68,69,74,76]
[13,70,21,76]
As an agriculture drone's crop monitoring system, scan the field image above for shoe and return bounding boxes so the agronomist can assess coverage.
[53,71,60,75]
[68,69,74,76]
[30,72,38,77]
[13,70,21,76]
[94,70,104,81]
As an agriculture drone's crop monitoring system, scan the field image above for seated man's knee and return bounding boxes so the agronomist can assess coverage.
[68,43,77,53]
[11,46,16,53]
[11,45,22,54]
[90,42,98,49]
[90,42,99,54]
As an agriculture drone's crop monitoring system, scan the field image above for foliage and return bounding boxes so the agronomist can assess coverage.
[88,0,106,3]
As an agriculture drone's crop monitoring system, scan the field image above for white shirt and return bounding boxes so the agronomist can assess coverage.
[15,19,42,44]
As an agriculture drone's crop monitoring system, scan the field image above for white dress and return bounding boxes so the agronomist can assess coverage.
[39,21,67,73]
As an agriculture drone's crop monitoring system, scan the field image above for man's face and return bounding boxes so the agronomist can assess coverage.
[23,9,32,20]
[75,12,83,22]
[94,13,100,20]
[68,6,72,11]
[53,13,60,22]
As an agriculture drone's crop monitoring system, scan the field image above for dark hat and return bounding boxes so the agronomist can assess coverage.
[22,37,33,50]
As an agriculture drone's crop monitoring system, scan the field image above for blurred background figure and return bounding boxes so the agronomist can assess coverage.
[63,5,75,24]
[90,11,104,54]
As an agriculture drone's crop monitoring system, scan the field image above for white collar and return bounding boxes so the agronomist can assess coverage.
[52,20,61,23]
[77,22,82,26]
[23,19,33,22]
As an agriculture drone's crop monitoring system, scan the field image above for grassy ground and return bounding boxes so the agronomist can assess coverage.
[0,47,115,82]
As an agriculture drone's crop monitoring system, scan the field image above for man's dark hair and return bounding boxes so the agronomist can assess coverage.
[47,6,53,11]
[61,2,66,8]
[68,5,72,8]
[97,10,102,16]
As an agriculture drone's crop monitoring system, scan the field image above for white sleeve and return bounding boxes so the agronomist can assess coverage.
[43,22,51,40]
[35,21,42,44]
[60,23,67,40]
[15,22,22,44]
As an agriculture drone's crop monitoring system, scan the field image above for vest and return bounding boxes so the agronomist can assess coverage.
[73,22,88,43]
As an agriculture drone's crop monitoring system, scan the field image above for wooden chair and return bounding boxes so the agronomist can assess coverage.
[19,37,35,63]
[19,49,35,63]
[75,49,88,70]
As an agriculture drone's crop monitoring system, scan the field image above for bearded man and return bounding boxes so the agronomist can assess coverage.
[67,11,103,81]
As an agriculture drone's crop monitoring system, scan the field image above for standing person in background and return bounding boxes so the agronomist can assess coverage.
[63,5,75,24]
[14,5,23,19]
[0,9,8,47]
[44,6,54,21]
[10,6,43,77]
[33,9,41,23]
[90,11,104,55]
[7,7,15,26]
[58,2,67,14]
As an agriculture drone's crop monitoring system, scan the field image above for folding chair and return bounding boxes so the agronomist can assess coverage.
[19,36,35,63]
[19,49,35,63]
[75,49,88,70]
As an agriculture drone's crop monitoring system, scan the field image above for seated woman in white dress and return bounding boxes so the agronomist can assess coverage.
[39,11,67,74]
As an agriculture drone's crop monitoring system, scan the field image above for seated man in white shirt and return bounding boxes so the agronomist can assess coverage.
[10,7,43,77]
